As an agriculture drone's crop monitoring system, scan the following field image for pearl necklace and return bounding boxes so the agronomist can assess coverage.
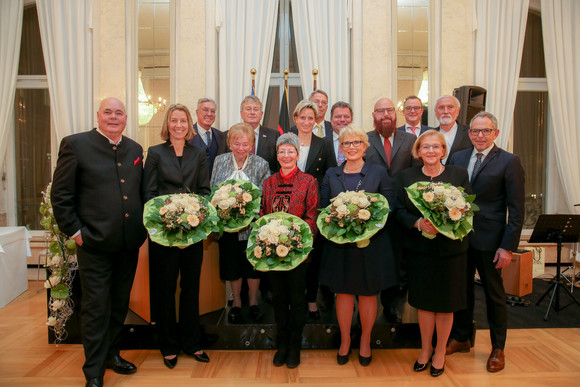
[422,163,444,177]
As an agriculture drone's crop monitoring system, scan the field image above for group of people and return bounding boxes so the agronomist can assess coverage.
[50,90,524,387]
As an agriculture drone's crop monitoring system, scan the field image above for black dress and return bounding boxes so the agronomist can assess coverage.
[319,163,398,297]
[396,165,471,313]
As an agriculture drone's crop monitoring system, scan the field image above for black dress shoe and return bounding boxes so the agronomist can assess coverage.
[286,349,300,369]
[85,377,103,387]
[430,363,445,377]
[228,306,242,324]
[105,355,137,375]
[192,351,210,363]
[273,349,288,367]
[358,353,372,366]
[337,349,351,365]
[163,355,178,369]
[309,310,320,320]
[249,305,264,322]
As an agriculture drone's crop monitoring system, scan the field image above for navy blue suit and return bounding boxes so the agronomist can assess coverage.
[189,123,226,175]
[448,144,525,350]
[397,124,431,135]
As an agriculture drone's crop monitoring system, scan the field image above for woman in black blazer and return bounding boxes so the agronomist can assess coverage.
[143,104,211,369]
[291,99,336,319]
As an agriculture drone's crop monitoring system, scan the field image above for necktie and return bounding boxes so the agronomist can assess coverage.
[384,137,392,167]
[471,152,483,181]
[337,146,346,165]
[205,131,211,148]
[409,126,417,135]
[316,123,324,138]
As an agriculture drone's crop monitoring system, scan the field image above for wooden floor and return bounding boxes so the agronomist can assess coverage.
[1,281,580,386]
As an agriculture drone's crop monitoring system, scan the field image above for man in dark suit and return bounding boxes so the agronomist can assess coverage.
[240,95,280,173]
[290,89,334,141]
[51,98,148,387]
[190,97,226,174]
[434,95,472,163]
[446,111,525,373]
[365,97,416,323]
[397,95,431,136]
[329,101,353,165]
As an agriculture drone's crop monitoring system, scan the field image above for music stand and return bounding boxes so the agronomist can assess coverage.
[529,214,580,320]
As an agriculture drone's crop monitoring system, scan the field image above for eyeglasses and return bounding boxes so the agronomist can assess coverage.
[469,128,495,136]
[341,140,363,148]
[420,144,442,151]
[311,99,328,106]
[200,108,216,115]
[277,150,297,156]
[404,106,422,112]
[374,107,395,115]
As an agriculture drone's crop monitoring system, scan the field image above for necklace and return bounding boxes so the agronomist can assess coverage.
[344,163,363,173]
[422,163,444,178]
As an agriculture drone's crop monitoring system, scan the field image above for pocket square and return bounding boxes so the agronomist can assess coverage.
[134,156,141,165]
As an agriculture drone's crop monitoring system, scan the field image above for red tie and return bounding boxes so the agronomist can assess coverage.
[384,137,392,167]
[409,126,417,135]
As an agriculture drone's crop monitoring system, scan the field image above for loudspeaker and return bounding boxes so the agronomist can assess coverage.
[453,86,486,126]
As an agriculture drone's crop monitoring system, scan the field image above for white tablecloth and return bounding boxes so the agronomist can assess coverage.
[0,227,31,308]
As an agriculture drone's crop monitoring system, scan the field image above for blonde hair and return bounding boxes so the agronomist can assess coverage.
[226,122,255,148]
[338,124,369,146]
[411,130,447,159]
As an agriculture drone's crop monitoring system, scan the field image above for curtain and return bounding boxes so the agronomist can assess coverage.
[541,0,580,213]
[216,0,279,130]
[473,0,528,148]
[36,0,93,141]
[0,0,23,174]
[292,0,351,116]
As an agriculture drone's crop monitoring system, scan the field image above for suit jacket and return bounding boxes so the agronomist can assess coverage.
[255,125,281,173]
[290,120,333,141]
[143,141,211,201]
[397,124,431,135]
[301,134,337,186]
[51,129,147,252]
[436,122,473,162]
[190,123,226,174]
[365,129,417,177]
[448,145,525,252]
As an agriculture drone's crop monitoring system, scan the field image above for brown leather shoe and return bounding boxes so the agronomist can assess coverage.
[446,338,471,355]
[487,348,505,372]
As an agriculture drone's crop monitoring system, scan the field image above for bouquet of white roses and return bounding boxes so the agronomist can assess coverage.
[405,181,479,240]
[39,182,78,343]
[144,193,219,247]
[209,179,261,234]
[317,190,389,248]
[246,212,314,271]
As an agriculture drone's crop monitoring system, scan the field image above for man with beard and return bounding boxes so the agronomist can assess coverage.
[434,95,472,164]
[365,97,416,323]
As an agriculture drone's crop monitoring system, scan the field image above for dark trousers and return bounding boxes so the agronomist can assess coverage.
[77,245,139,379]
[267,263,308,351]
[381,221,406,311]
[149,240,203,356]
[451,247,507,349]
[305,238,334,303]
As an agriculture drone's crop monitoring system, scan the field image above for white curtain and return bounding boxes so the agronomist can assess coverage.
[36,0,93,141]
[473,0,528,148]
[0,0,23,174]
[541,0,580,213]
[216,0,279,130]
[292,0,351,116]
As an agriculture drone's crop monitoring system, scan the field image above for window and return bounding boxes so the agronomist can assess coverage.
[263,0,303,129]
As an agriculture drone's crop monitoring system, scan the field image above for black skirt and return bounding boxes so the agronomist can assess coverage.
[218,232,260,280]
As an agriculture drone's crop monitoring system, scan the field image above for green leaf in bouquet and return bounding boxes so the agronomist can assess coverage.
[51,284,70,299]
[49,241,60,254]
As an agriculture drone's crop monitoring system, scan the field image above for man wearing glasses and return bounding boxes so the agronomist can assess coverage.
[191,98,226,173]
[446,111,525,373]
[365,97,417,323]
[434,95,473,164]
[397,95,432,136]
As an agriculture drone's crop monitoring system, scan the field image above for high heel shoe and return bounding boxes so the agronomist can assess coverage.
[358,353,372,366]
[430,362,445,377]
[337,349,351,365]
[413,351,433,372]
[163,355,178,369]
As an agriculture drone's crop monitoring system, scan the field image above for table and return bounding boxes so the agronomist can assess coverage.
[0,227,31,308]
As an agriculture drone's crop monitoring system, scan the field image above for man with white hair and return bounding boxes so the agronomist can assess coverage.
[434,95,472,163]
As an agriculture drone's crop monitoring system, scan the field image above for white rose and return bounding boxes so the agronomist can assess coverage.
[455,196,466,208]
[444,197,456,209]
[46,316,58,326]
[336,204,349,215]
[51,299,66,311]
[433,185,445,195]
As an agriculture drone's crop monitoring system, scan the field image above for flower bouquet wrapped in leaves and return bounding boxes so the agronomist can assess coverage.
[317,190,389,248]
[405,181,479,240]
[209,179,261,234]
[246,212,314,271]
[143,193,219,247]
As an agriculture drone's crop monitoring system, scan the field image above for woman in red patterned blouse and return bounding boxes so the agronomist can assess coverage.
[260,133,319,369]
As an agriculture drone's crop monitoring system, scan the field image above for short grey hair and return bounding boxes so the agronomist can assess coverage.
[197,97,216,109]
[240,95,262,111]
[470,111,498,130]
[309,89,328,101]
[276,133,300,154]
[435,95,461,110]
